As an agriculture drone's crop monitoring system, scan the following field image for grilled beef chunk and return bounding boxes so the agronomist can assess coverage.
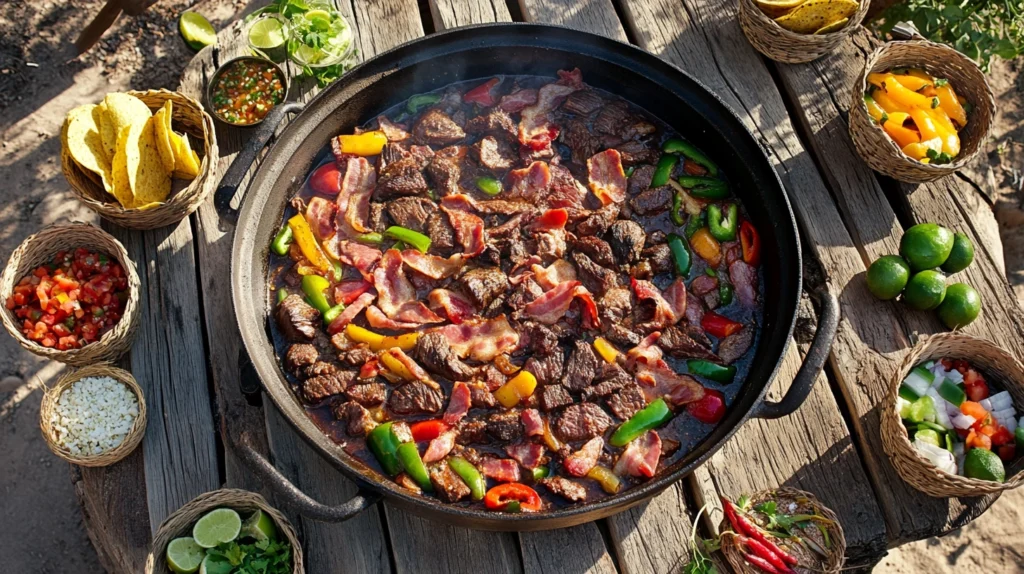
[413,109,466,145]
[718,325,754,364]
[643,244,674,274]
[594,102,629,134]
[334,401,377,437]
[539,384,574,412]
[616,140,659,165]
[524,350,565,386]
[415,331,477,381]
[389,382,444,414]
[542,476,587,502]
[608,220,646,263]
[469,383,497,408]
[458,267,509,309]
[564,340,600,391]
[508,278,546,312]
[456,419,490,445]
[366,202,387,233]
[630,186,672,215]
[302,368,356,403]
[338,346,376,368]
[464,109,516,138]
[376,157,429,199]
[562,119,601,165]
[286,343,319,375]
[659,325,720,361]
[627,165,655,195]
[277,295,319,341]
[474,136,516,171]
[581,363,633,401]
[386,197,437,233]
[606,383,646,420]
[563,90,604,116]
[346,382,388,407]
[516,320,560,356]
[428,156,462,196]
[427,211,457,252]
[571,252,619,297]
[573,236,617,268]
[554,403,613,442]
[604,323,641,347]
[486,411,523,441]
[576,203,620,236]
[599,287,633,324]
[430,464,472,503]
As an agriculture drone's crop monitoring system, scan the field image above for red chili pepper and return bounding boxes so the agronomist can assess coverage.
[740,221,761,267]
[742,536,794,574]
[702,312,743,339]
[409,419,450,443]
[686,389,726,424]
[721,498,798,567]
[463,78,500,107]
[484,483,542,512]
[743,552,785,574]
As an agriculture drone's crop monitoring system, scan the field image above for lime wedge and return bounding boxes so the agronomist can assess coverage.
[248,17,286,50]
[304,9,333,22]
[192,508,242,549]
[179,12,217,51]
[166,537,205,574]
[199,554,233,574]
[240,509,278,542]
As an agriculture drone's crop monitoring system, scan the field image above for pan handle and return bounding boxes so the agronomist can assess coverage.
[753,286,840,420]
[233,430,383,522]
[214,101,305,225]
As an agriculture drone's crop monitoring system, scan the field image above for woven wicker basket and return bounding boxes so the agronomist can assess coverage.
[881,332,1024,497]
[61,89,218,229]
[145,489,304,574]
[719,487,846,574]
[738,0,869,64]
[849,40,995,183]
[39,363,146,467]
[0,223,140,365]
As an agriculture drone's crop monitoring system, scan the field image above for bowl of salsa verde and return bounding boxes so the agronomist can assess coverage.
[207,56,288,127]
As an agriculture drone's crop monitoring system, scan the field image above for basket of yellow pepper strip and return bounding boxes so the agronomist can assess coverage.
[848,39,994,183]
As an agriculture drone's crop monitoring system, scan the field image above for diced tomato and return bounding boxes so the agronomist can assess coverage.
[997,444,1016,462]
[682,159,708,176]
[953,359,970,375]
[966,429,992,451]
[686,389,726,424]
[463,78,500,107]
[989,426,1013,447]
[410,419,450,443]
[965,381,989,402]
[940,358,954,371]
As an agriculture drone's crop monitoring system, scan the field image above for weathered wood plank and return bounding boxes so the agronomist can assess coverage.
[384,509,524,574]
[518,0,627,43]
[608,484,696,574]
[345,0,425,57]
[430,0,511,29]
[618,0,886,563]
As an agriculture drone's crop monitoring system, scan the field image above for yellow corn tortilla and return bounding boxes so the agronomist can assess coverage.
[756,0,805,18]
[815,16,849,34]
[100,93,152,160]
[97,101,114,163]
[110,125,135,208]
[173,132,201,179]
[131,116,172,205]
[774,0,859,34]
[64,104,113,192]
[153,101,176,174]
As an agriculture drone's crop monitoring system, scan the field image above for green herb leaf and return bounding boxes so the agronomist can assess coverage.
[934,78,949,87]
[931,97,940,109]
[736,494,751,511]
[880,112,889,125]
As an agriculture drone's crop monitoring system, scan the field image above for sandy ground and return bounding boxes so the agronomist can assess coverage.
[1,2,1022,572]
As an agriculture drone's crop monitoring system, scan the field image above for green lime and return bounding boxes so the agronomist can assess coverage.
[179,11,217,51]
[941,232,975,273]
[936,283,982,329]
[166,537,205,574]
[963,447,1005,482]
[248,17,286,49]
[900,223,955,271]
[867,255,911,300]
[903,270,947,311]
[240,509,278,542]
[192,508,242,549]
[199,555,233,574]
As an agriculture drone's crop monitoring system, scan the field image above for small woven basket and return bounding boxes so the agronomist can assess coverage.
[61,89,218,229]
[38,363,146,467]
[881,332,1024,497]
[0,223,140,365]
[738,0,869,64]
[849,39,995,183]
[719,487,846,574]
[145,489,304,574]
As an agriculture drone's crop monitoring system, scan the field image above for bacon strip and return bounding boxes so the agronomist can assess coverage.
[326,292,375,334]
[564,436,603,477]
[440,195,486,257]
[505,161,551,202]
[613,431,662,478]
[393,302,444,325]
[433,315,519,362]
[422,430,456,463]
[524,280,598,325]
[632,277,681,328]
[305,197,338,240]
[531,259,577,291]
[625,332,666,371]
[506,442,546,469]
[576,288,600,330]
[529,208,568,232]
[478,457,520,483]
[373,249,416,317]
[326,240,382,281]
[428,289,476,324]
[635,363,705,405]
[519,69,583,149]
[337,157,376,234]
[587,149,627,206]
[365,305,421,330]
[334,279,374,305]
[401,250,465,280]
[522,409,545,437]
[498,88,538,113]
[443,382,471,425]
[662,278,687,321]
[729,260,758,306]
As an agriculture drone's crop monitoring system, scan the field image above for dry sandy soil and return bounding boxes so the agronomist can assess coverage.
[1,1,1022,572]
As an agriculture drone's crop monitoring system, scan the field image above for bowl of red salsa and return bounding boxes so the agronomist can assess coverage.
[0,223,141,365]
[207,56,289,127]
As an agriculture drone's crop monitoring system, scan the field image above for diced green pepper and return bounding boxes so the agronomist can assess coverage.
[476,176,503,196]
[1015,426,1024,448]
[324,303,345,326]
[945,430,955,453]
[917,420,947,433]
[670,188,686,226]
[448,457,486,500]
[531,466,550,481]
[687,359,736,383]
[407,93,441,114]
[624,166,636,178]
[666,233,691,277]
[662,138,719,176]
[708,204,738,241]
[396,442,433,492]
[368,422,402,476]
[504,500,522,513]
[908,396,937,424]
[679,176,728,199]
[651,154,678,188]
[357,232,384,245]
[610,398,672,447]
[333,260,343,282]
[300,274,332,315]
[898,384,922,402]
[936,378,966,407]
[719,281,734,306]
[276,288,288,304]
[685,210,706,239]
[271,225,294,256]
[914,429,942,447]
[384,226,431,253]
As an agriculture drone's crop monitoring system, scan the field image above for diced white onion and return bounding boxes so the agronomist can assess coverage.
[989,391,1013,411]
[1004,417,1018,433]
[950,413,976,430]
[930,374,946,389]
[903,371,932,399]
[945,369,964,384]
[980,398,993,411]
[945,401,960,416]
[914,440,957,474]
[928,389,953,429]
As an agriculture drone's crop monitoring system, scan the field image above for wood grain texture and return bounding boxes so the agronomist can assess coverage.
[519,0,628,42]
[383,507,524,574]
[520,524,618,574]
[430,0,511,29]
[608,484,696,574]
[343,0,425,58]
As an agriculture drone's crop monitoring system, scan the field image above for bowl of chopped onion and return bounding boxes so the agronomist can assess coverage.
[39,363,147,467]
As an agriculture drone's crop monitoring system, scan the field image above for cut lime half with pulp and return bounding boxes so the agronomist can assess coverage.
[166,537,205,574]
[240,509,278,542]
[180,12,217,51]
[249,17,286,49]
[192,508,242,548]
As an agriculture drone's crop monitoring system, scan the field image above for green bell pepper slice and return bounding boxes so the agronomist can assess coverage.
[687,359,736,383]
[384,226,432,253]
[323,303,346,326]
[610,398,672,447]
[666,233,691,277]
[448,456,486,500]
[679,176,729,199]
[300,274,332,315]
[407,93,441,114]
[368,422,402,476]
[396,442,433,492]
[670,188,687,226]
[356,232,384,245]
[531,466,550,481]
[719,280,734,306]
[708,204,738,241]
[276,288,288,304]
[271,225,294,256]
[476,176,503,196]
[651,154,679,188]
[662,138,719,176]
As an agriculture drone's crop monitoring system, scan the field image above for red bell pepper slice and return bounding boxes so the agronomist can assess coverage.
[739,221,761,267]
[409,419,450,443]
[686,389,726,424]
[463,78,500,107]
[701,312,743,339]
[484,483,542,512]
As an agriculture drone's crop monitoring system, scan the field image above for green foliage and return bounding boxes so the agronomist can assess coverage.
[682,505,720,574]
[874,0,1024,71]
[247,0,355,86]
[203,538,292,574]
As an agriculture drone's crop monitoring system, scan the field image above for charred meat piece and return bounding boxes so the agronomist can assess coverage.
[616,140,659,165]
[302,368,356,403]
[376,157,429,199]
[573,236,617,268]
[277,295,319,341]
[599,287,633,325]
[427,211,457,253]
[659,325,720,361]
[643,244,674,275]
[367,202,387,233]
[524,350,565,386]
[593,102,629,134]
[377,115,409,142]
[473,136,516,172]
[337,346,377,368]
[575,203,620,236]
[539,384,574,412]
[507,278,546,313]
[571,252,619,297]
[604,323,641,347]
[554,403,613,442]
[414,331,478,381]
[542,476,588,502]
[564,340,600,391]
[346,382,388,407]
[380,142,409,166]
[413,109,466,145]
[561,119,601,165]
[285,343,319,375]
[608,220,646,263]
[429,464,472,503]
[547,164,589,209]
[630,186,672,215]
[386,197,437,233]
[486,411,524,441]
[627,165,655,195]
[427,156,462,197]
[517,320,560,356]
[581,365,630,401]
[457,267,509,309]
[389,382,444,415]
[469,382,497,408]
[606,383,646,420]
[718,325,754,364]
[333,401,377,437]
[464,108,516,138]
[456,419,490,445]
[563,90,604,116]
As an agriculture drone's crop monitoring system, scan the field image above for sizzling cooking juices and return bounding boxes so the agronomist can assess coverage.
[267,70,764,510]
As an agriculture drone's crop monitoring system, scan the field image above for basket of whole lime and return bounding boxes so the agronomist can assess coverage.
[0,223,140,365]
[718,488,846,574]
[738,0,869,64]
[881,332,1024,497]
[39,363,146,467]
[866,222,981,330]
[146,489,303,574]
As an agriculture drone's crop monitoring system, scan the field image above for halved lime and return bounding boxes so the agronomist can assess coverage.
[240,509,278,542]
[166,537,205,574]
[199,554,233,574]
[192,508,242,549]
[180,12,217,51]
[248,17,286,50]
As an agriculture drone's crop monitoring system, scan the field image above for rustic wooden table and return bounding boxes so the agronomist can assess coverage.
[70,1,1024,572]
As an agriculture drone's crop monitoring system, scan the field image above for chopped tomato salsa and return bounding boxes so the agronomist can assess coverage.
[210,59,286,125]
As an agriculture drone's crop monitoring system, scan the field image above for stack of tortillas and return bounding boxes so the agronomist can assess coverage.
[62,93,202,210]
[756,0,859,34]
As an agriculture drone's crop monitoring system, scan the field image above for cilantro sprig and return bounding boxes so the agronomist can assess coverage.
[202,538,293,574]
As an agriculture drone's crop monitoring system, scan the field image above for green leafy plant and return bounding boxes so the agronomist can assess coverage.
[247,0,355,86]
[202,538,292,574]
[874,0,1024,71]
[682,505,720,574]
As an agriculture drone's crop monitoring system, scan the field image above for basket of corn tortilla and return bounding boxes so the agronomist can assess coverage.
[739,0,869,64]
[60,89,218,229]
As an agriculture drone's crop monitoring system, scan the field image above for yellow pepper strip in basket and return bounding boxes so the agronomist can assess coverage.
[866,72,888,91]
[882,112,921,149]
[871,89,906,114]
[863,96,887,123]
[902,139,941,161]
[586,465,622,494]
[288,214,334,274]
[689,227,722,267]
[879,74,933,110]
[494,370,538,408]
[934,83,968,127]
[345,324,419,352]
[382,332,420,352]
[890,74,932,92]
[906,68,932,82]
[379,349,417,382]
[335,131,388,156]
[927,111,960,157]
[910,108,959,157]
[928,105,958,135]
[593,337,621,364]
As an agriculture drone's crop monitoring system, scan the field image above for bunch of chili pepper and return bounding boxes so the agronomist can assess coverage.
[721,497,799,574]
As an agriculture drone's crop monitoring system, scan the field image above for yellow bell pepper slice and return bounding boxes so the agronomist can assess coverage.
[494,370,538,408]
[871,89,905,114]
[689,227,722,267]
[382,332,420,352]
[906,68,933,82]
[879,74,933,110]
[882,112,920,149]
[345,324,419,352]
[335,131,388,157]
[934,83,968,128]
[586,465,622,494]
[890,74,932,92]
[379,349,417,382]
[863,95,887,123]
[593,337,621,364]
[288,214,333,274]
[902,137,941,161]
[542,420,563,452]
[910,108,959,157]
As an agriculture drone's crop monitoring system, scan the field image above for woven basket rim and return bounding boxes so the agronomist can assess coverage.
[0,222,141,365]
[38,362,147,467]
[881,332,1024,497]
[740,0,868,39]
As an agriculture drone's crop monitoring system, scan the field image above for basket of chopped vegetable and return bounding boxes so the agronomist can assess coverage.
[145,488,303,574]
[881,332,1024,497]
[718,488,845,574]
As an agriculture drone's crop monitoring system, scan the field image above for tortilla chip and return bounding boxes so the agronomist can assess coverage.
[174,133,201,179]
[110,125,135,208]
[153,101,176,173]
[774,0,858,34]
[815,16,849,34]
[101,93,152,160]
[65,104,113,192]
[756,0,805,18]
[131,117,172,205]
[97,101,115,162]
